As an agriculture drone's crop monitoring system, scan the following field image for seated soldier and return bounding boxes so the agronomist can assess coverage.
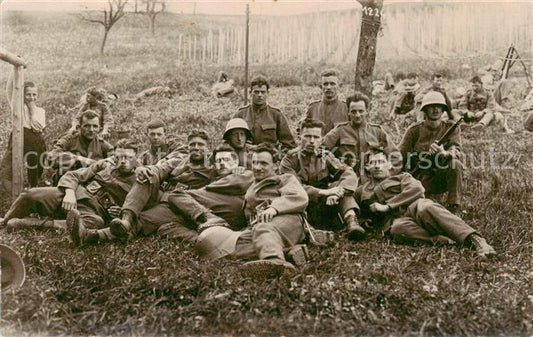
[454,76,512,133]
[412,73,453,122]
[279,118,365,240]
[356,151,496,258]
[399,91,462,212]
[0,140,138,235]
[220,118,253,168]
[69,87,116,138]
[72,144,254,245]
[139,118,184,166]
[389,72,420,119]
[322,92,401,180]
[108,130,215,242]
[195,143,309,279]
[47,109,114,182]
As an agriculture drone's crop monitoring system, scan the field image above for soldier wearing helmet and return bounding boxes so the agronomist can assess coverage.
[399,91,463,213]
[221,118,253,168]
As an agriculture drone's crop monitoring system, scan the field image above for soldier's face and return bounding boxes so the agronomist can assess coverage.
[229,129,247,150]
[80,117,100,140]
[321,75,339,100]
[300,127,322,153]
[215,151,239,176]
[424,104,444,121]
[147,127,165,147]
[24,86,38,106]
[188,136,208,162]
[471,82,482,92]
[252,151,276,181]
[366,153,392,180]
[348,101,367,127]
[251,85,268,106]
[432,76,443,88]
[114,148,137,174]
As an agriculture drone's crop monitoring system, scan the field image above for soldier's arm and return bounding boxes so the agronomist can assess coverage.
[269,174,309,215]
[278,152,321,202]
[325,152,358,192]
[100,104,114,134]
[398,127,417,169]
[384,174,425,210]
[444,126,463,158]
[277,112,297,150]
[321,127,340,151]
[57,160,106,191]
[205,171,254,195]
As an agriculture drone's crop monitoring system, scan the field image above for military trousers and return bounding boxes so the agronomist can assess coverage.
[306,195,358,231]
[389,198,476,245]
[231,214,305,262]
[415,156,462,205]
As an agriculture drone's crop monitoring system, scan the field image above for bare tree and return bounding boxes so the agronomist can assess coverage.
[354,0,383,99]
[143,0,166,36]
[80,0,129,55]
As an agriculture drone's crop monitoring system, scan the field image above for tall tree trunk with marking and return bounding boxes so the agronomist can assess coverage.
[355,0,383,99]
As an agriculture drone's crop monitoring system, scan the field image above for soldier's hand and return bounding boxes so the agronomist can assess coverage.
[136,166,156,184]
[62,189,77,212]
[429,143,445,155]
[77,156,96,167]
[326,195,339,206]
[108,206,121,218]
[369,202,390,213]
[257,207,277,223]
[321,186,344,198]
[232,166,246,175]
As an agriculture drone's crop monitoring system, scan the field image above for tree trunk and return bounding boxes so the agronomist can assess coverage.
[100,28,109,55]
[354,0,383,99]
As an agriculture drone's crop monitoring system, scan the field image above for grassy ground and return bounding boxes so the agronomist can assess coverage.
[1,10,532,337]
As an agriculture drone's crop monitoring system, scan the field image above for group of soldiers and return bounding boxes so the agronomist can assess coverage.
[1,68,505,279]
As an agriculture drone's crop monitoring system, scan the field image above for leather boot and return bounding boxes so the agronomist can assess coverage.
[467,233,496,258]
[67,210,99,246]
[345,214,366,241]
[109,210,136,239]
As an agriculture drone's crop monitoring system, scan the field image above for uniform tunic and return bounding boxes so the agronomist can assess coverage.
[279,147,358,230]
[399,120,462,205]
[305,98,348,135]
[355,172,476,244]
[234,104,296,150]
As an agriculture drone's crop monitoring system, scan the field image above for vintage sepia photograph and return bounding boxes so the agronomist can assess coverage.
[0,0,532,335]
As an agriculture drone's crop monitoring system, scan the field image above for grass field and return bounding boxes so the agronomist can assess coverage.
[1,10,532,337]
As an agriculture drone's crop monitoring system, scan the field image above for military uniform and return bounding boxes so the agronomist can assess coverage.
[305,98,348,135]
[234,104,296,150]
[321,122,401,177]
[47,133,113,178]
[413,86,454,121]
[138,140,185,166]
[196,173,308,261]
[399,120,462,205]
[3,160,136,230]
[356,172,477,245]
[119,154,216,241]
[279,147,358,231]
[455,88,504,127]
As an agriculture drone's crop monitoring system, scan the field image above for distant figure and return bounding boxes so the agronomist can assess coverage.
[0,71,47,189]
[133,86,172,101]
[69,87,117,138]
[389,72,420,119]
[211,71,235,98]
[413,73,453,122]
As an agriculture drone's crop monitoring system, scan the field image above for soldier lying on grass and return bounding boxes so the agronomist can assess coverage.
[356,151,496,259]
[1,140,138,237]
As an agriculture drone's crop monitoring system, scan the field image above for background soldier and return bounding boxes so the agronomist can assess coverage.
[357,151,496,258]
[139,118,184,166]
[279,118,365,240]
[413,73,453,122]
[400,91,462,212]
[221,118,253,168]
[322,92,401,179]
[305,68,348,135]
[233,75,296,151]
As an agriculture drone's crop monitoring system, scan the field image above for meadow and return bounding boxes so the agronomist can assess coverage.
[1,10,532,337]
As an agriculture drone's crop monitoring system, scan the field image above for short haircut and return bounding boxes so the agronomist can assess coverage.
[407,72,418,79]
[24,82,36,90]
[300,118,324,132]
[251,142,277,161]
[395,72,406,82]
[250,75,269,91]
[187,129,209,142]
[433,73,443,79]
[346,91,370,110]
[470,75,482,84]
[78,110,101,124]
[320,68,340,78]
[212,143,238,160]
[146,118,166,132]
[114,138,139,152]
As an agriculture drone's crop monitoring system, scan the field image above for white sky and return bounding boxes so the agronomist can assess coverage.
[1,0,530,16]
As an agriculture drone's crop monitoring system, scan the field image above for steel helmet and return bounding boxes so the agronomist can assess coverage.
[1,244,26,291]
[420,91,450,113]
[223,118,253,141]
